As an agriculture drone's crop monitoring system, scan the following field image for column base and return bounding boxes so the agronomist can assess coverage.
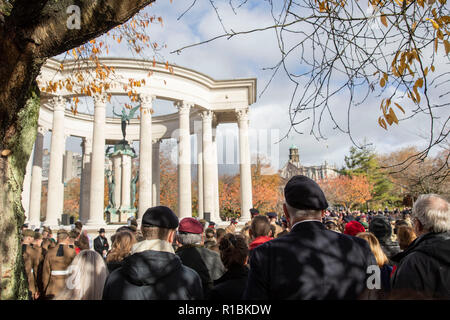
[28,220,42,230]
[84,220,107,228]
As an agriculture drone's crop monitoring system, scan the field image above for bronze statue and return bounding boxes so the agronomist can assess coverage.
[113,105,140,141]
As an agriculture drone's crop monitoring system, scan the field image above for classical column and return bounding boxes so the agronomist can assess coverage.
[63,150,74,183]
[197,132,204,219]
[28,126,47,228]
[79,137,92,224]
[175,101,193,219]
[86,93,107,226]
[201,110,214,221]
[138,94,154,222]
[120,154,131,209]
[44,96,66,227]
[152,138,161,207]
[236,107,252,222]
[212,126,220,222]
[111,154,122,208]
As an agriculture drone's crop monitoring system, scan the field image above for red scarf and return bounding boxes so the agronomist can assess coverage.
[249,236,273,250]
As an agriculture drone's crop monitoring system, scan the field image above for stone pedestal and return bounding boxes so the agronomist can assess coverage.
[105,141,137,224]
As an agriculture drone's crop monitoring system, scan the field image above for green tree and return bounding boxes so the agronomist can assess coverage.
[340,145,400,209]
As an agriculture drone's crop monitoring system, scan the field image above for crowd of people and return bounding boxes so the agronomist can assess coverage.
[19,175,450,300]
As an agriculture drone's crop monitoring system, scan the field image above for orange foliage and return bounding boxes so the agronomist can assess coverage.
[319,175,373,210]
[64,178,81,218]
[159,151,178,212]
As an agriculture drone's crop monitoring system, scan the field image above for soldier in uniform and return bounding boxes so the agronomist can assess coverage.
[22,229,41,299]
[41,229,76,299]
[32,232,46,299]
[42,227,57,249]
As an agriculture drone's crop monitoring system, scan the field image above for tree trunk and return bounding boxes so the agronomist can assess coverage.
[0,0,156,299]
[0,85,40,300]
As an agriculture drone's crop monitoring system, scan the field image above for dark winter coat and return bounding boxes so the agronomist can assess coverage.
[209,265,249,300]
[391,231,450,299]
[243,221,377,300]
[176,244,226,298]
[102,250,203,300]
[93,236,109,257]
[369,216,401,260]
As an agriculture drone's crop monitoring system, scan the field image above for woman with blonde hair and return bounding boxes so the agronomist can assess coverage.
[54,250,108,300]
[106,230,136,273]
[356,232,392,297]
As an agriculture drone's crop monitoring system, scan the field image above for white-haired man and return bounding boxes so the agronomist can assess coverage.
[391,194,450,299]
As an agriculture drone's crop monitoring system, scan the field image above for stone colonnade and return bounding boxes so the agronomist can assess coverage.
[25,95,253,229]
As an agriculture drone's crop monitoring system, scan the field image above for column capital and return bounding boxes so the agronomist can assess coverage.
[174,101,194,114]
[93,92,108,106]
[152,138,162,145]
[201,110,214,122]
[64,130,71,141]
[139,93,156,109]
[51,96,67,112]
[235,107,249,121]
[82,137,93,153]
[37,125,49,135]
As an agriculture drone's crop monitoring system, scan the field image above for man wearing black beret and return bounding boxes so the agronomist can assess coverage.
[244,175,377,300]
[102,206,203,300]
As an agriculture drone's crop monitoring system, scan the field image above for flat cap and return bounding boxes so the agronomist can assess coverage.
[142,206,179,229]
[250,208,260,217]
[179,217,203,234]
[284,175,328,211]
[22,229,35,237]
[267,212,277,218]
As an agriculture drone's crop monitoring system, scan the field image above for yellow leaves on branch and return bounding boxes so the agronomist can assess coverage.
[378,98,405,130]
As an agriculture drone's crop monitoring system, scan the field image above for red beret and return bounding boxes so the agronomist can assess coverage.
[344,220,366,237]
[179,218,203,234]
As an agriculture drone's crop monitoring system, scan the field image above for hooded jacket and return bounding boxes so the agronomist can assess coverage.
[102,240,203,300]
[369,216,401,260]
[391,231,450,299]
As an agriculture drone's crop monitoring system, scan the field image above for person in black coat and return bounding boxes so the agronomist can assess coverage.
[93,228,109,258]
[391,194,450,299]
[175,218,226,299]
[209,234,249,300]
[102,206,203,300]
[243,175,377,300]
[369,216,401,261]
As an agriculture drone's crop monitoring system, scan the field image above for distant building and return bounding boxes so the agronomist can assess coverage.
[42,149,82,182]
[280,144,338,182]
[42,149,50,182]
[63,150,82,182]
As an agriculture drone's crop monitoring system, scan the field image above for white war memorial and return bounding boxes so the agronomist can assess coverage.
[22,58,257,237]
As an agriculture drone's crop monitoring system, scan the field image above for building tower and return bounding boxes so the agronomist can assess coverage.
[289,144,300,168]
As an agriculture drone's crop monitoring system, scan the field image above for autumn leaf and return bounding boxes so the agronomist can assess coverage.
[444,40,450,55]
[380,14,388,27]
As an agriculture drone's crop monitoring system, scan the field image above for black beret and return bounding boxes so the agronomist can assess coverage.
[142,206,179,229]
[267,212,277,218]
[284,175,328,211]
